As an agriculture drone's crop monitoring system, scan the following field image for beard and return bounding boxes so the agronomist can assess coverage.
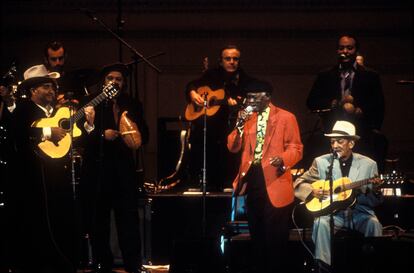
[49,65,64,74]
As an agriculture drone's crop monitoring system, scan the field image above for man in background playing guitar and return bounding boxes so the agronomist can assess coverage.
[185,45,256,191]
[293,120,383,273]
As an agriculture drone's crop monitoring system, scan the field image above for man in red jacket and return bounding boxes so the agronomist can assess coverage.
[227,80,303,273]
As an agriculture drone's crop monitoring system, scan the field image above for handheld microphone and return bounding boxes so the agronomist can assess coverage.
[339,54,347,59]
[235,105,253,128]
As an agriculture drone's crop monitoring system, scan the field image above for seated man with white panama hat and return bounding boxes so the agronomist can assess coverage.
[293,120,383,273]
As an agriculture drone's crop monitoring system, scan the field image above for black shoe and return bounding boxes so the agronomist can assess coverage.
[316,260,331,273]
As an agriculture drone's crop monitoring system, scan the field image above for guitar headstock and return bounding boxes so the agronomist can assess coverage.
[103,82,120,99]
[380,172,406,196]
[380,172,405,186]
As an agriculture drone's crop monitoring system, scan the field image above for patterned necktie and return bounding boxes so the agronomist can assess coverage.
[45,105,53,117]
[253,107,270,164]
[341,70,353,99]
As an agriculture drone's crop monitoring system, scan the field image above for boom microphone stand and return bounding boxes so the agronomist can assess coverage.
[81,8,161,73]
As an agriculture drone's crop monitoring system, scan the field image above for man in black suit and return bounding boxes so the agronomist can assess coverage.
[8,64,95,273]
[306,34,386,171]
[80,63,149,273]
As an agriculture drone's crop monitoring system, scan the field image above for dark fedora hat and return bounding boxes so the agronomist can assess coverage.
[18,64,60,93]
[244,79,273,95]
[100,62,129,78]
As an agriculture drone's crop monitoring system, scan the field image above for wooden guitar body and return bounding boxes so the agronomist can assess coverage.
[32,107,82,158]
[305,177,355,217]
[305,176,384,217]
[184,86,225,121]
[31,82,119,158]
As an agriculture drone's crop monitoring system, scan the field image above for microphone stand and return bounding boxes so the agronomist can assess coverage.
[201,93,208,238]
[125,52,166,66]
[67,95,89,265]
[327,151,336,268]
[67,93,78,201]
[116,0,125,62]
[82,9,161,73]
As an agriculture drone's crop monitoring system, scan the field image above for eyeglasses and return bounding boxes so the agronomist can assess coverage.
[223,57,240,61]
[49,56,65,62]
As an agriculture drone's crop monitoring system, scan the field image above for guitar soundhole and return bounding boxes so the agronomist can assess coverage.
[193,103,202,113]
[334,187,342,194]
[209,97,217,106]
[60,119,71,131]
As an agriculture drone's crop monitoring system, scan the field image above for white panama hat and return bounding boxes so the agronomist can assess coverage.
[324,120,360,140]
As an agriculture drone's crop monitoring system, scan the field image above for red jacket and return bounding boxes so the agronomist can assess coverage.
[227,103,303,208]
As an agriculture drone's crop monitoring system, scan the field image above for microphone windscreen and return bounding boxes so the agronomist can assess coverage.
[245,105,253,113]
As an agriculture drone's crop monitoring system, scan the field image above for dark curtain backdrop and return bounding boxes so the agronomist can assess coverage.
[1,0,413,180]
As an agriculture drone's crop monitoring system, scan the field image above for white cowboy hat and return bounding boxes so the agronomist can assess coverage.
[17,64,60,92]
[324,120,360,140]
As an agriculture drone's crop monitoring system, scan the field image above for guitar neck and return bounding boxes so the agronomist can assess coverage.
[72,92,108,123]
[342,177,374,191]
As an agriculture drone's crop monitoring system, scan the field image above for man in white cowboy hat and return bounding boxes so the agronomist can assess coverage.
[6,64,95,273]
[293,120,383,273]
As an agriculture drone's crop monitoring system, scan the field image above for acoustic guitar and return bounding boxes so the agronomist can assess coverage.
[32,82,119,158]
[305,176,384,217]
[184,86,226,121]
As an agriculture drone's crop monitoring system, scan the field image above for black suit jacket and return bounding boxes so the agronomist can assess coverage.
[12,99,47,156]
[307,64,384,133]
[8,99,77,271]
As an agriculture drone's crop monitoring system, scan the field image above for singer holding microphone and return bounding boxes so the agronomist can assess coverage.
[293,120,383,273]
[227,80,303,273]
[306,34,386,172]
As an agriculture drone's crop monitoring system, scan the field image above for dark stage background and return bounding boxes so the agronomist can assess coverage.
[1,0,413,183]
